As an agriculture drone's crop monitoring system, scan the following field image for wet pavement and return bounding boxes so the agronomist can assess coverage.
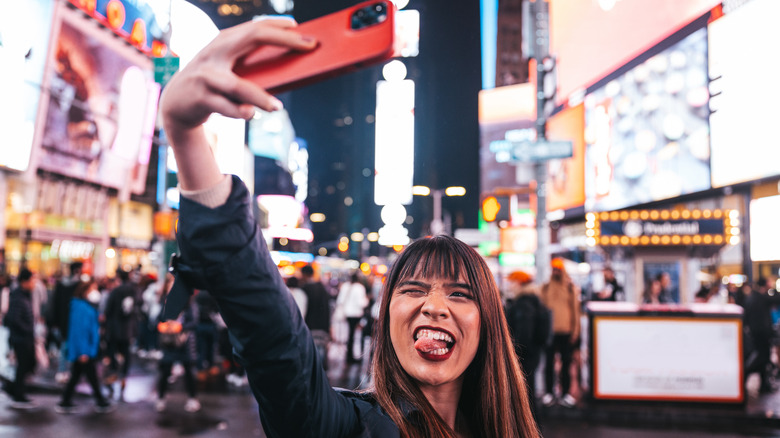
[1,339,779,437]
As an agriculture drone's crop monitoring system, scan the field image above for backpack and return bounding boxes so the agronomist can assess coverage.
[506,295,551,350]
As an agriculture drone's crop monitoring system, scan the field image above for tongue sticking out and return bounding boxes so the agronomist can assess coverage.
[414,337,448,352]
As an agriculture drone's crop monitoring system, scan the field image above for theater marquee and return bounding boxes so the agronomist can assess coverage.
[585,209,741,247]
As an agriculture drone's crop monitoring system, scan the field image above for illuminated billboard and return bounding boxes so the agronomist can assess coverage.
[583,27,710,212]
[38,6,160,195]
[0,0,56,172]
[545,103,585,211]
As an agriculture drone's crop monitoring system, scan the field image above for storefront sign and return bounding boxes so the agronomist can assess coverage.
[585,209,740,247]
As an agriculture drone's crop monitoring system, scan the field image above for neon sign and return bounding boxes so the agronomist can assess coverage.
[67,0,166,56]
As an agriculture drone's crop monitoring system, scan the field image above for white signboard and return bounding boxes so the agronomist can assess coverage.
[594,317,742,402]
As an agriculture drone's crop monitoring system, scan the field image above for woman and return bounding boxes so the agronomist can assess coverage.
[336,272,368,363]
[642,279,667,304]
[159,18,539,437]
[56,280,113,414]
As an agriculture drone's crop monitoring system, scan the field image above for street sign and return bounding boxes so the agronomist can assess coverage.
[510,140,573,163]
[154,56,180,87]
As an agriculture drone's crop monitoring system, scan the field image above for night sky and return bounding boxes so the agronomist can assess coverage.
[285,0,482,253]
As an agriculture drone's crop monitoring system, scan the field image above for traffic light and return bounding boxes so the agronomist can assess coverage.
[482,195,511,223]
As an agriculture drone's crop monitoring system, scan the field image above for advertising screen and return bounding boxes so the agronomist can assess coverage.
[750,195,780,262]
[708,0,780,187]
[583,27,711,212]
[545,104,585,211]
[0,0,56,172]
[38,7,159,195]
[593,315,742,402]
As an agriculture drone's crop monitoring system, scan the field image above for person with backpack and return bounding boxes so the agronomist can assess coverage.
[103,269,138,400]
[540,258,581,408]
[504,270,551,420]
[156,287,200,413]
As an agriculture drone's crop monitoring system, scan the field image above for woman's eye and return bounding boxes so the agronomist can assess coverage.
[450,291,472,299]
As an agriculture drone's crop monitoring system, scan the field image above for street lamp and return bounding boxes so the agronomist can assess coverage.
[412,185,466,235]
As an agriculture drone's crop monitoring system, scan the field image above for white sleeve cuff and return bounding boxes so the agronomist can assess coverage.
[179,175,232,208]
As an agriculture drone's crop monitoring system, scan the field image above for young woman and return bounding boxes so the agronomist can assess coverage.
[159,18,539,437]
[56,280,113,414]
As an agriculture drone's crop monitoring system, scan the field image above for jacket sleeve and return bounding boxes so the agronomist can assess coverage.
[175,176,359,438]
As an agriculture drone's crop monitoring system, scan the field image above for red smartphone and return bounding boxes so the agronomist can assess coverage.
[234,0,397,94]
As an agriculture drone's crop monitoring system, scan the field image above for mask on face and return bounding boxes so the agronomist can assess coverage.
[87,290,101,304]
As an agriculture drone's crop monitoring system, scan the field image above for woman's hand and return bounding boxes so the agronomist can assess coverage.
[159,18,317,190]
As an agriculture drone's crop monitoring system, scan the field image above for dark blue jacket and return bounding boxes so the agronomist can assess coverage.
[4,287,34,345]
[67,298,100,361]
[175,176,401,438]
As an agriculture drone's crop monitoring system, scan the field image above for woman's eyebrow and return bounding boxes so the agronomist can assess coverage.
[446,282,472,290]
[397,280,430,289]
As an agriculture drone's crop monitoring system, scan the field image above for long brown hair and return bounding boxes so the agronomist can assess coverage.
[372,235,540,437]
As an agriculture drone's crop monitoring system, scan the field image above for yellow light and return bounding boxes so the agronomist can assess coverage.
[651,235,661,244]
[340,236,349,244]
[393,244,405,252]
[105,248,116,259]
[282,265,295,276]
[682,235,692,245]
[661,236,671,245]
[631,237,640,245]
[609,211,619,221]
[714,235,723,244]
[412,185,431,196]
[630,210,639,219]
[310,213,326,223]
[713,210,723,219]
[650,210,660,220]
[600,212,610,221]
[587,237,597,247]
[681,210,691,219]
[586,229,595,237]
[351,232,365,242]
[586,213,597,222]
[279,238,288,246]
[640,236,650,245]
[670,210,680,219]
[360,262,371,274]
[730,218,740,227]
[601,236,611,245]
[728,210,739,219]
[692,210,701,219]
[338,241,349,252]
[620,236,630,245]
[693,235,702,244]
[703,235,713,244]
[671,235,681,245]
[730,236,741,245]
[610,236,620,245]
[367,232,379,242]
[730,227,740,236]
[640,210,650,220]
[445,186,466,197]
[702,210,712,219]
[619,211,629,221]
[660,210,669,220]
[376,264,388,275]
[318,247,328,256]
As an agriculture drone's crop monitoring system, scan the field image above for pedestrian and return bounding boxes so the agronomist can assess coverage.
[2,268,38,409]
[593,266,624,301]
[55,280,114,414]
[156,292,200,413]
[195,289,219,376]
[51,261,83,383]
[642,278,668,304]
[540,258,581,408]
[103,268,138,400]
[744,278,780,394]
[504,270,551,421]
[299,264,331,369]
[657,271,677,303]
[336,272,369,364]
[157,18,539,436]
[285,276,308,319]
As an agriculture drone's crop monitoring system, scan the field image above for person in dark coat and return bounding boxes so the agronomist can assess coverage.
[3,268,37,409]
[50,261,83,382]
[156,293,200,413]
[56,280,114,414]
[744,278,780,393]
[103,268,138,399]
[157,20,540,436]
[300,264,331,369]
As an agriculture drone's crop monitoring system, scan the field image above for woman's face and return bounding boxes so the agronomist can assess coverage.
[389,272,481,391]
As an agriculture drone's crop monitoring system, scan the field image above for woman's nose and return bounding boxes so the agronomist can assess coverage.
[421,291,449,319]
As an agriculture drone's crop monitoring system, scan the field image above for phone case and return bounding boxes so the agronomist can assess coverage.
[234,0,396,94]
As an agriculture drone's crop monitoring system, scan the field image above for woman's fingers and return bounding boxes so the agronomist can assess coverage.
[213,19,317,61]
[204,70,282,113]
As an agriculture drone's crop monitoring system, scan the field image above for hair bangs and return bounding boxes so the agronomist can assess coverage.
[395,236,471,284]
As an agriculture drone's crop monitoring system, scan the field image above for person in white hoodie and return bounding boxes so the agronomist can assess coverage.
[336,272,368,364]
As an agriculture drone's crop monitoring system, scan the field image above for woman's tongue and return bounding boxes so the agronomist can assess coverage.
[414,336,448,353]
